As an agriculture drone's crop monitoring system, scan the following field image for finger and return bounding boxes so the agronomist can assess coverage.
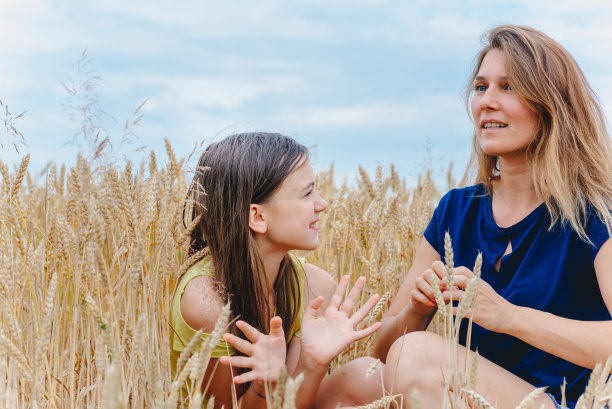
[441,274,470,290]
[442,289,464,303]
[351,321,382,342]
[431,261,447,280]
[236,320,261,343]
[442,275,469,290]
[350,293,380,324]
[411,289,435,307]
[305,296,325,318]
[455,275,470,289]
[223,333,254,355]
[424,269,446,291]
[454,266,474,279]
[415,276,437,301]
[219,355,254,369]
[269,316,285,338]
[233,371,259,384]
[329,275,350,310]
[340,276,366,315]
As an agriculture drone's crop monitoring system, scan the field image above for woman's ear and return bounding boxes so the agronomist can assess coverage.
[248,204,267,234]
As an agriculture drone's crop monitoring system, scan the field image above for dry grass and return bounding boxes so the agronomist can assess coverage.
[0,146,610,408]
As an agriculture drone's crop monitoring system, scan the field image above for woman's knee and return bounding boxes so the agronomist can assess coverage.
[384,331,446,391]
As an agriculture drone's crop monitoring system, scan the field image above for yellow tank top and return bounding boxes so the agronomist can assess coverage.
[169,254,306,405]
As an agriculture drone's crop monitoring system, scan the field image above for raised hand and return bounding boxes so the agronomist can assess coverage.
[299,275,381,371]
[219,316,287,384]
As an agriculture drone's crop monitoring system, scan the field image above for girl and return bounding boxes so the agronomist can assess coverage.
[170,133,384,408]
[373,25,612,409]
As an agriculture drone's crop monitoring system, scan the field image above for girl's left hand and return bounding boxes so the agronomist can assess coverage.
[219,316,287,385]
[435,261,516,333]
[299,275,382,372]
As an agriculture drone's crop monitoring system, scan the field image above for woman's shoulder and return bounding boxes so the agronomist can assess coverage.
[433,184,487,218]
[180,260,225,333]
[439,184,486,203]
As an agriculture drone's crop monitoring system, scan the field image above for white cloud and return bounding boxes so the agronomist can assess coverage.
[277,102,417,128]
[141,75,306,110]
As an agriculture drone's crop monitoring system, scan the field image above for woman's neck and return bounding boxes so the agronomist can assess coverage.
[492,156,542,227]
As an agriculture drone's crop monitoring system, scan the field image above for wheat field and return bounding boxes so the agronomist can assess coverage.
[0,142,610,408]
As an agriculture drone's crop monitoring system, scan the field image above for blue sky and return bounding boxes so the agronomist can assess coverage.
[2,0,612,186]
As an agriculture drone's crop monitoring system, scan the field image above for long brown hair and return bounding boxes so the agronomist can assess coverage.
[465,25,612,241]
[184,132,306,343]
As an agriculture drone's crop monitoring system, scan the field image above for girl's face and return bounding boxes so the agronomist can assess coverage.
[471,48,538,159]
[255,160,327,254]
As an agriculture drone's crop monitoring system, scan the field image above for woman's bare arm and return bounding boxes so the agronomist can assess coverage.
[372,238,441,361]
[481,238,612,369]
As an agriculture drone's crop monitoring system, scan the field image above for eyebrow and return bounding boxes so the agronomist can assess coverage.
[301,182,315,192]
[474,75,508,81]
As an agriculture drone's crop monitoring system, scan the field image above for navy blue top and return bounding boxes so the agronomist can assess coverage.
[424,184,611,407]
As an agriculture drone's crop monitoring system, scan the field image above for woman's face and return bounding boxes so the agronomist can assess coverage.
[255,159,328,254]
[471,48,538,159]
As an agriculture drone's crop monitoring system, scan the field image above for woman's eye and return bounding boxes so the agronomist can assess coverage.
[504,83,513,91]
[474,84,487,92]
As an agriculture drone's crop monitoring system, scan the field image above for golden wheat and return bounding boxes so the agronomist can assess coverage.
[0,147,609,409]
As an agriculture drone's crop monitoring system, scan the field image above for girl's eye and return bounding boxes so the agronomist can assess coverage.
[474,84,487,92]
[504,83,513,91]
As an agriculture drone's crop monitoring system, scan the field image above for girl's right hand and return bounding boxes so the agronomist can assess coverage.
[409,262,448,316]
[219,316,287,385]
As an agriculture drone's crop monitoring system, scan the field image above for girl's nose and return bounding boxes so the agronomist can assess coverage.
[315,193,328,212]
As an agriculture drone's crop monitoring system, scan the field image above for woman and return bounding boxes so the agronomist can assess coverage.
[373,25,612,409]
[170,132,384,409]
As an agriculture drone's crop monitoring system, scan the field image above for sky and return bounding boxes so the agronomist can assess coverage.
[2,0,612,186]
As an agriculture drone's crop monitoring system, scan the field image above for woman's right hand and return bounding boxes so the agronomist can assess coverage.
[219,316,287,385]
[409,262,448,316]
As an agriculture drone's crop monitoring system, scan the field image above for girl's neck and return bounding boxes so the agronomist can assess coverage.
[256,240,286,292]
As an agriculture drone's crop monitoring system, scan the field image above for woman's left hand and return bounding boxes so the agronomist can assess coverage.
[299,275,382,372]
[435,261,517,333]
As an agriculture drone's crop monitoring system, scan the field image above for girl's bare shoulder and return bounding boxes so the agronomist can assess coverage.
[180,274,225,333]
[303,263,337,302]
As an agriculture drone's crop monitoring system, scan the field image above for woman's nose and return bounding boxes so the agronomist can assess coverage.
[480,88,499,110]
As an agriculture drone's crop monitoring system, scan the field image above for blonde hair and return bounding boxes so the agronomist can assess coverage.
[465,24,612,242]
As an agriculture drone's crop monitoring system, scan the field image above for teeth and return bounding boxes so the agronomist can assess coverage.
[483,122,507,129]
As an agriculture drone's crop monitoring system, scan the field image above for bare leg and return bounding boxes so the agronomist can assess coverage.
[314,357,386,409]
[384,332,556,409]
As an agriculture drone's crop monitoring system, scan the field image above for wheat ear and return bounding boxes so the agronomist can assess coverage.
[356,394,401,409]
[461,389,495,409]
[271,365,288,409]
[36,271,58,369]
[174,329,204,378]
[281,373,304,409]
[429,275,447,320]
[515,387,546,409]
[444,231,454,286]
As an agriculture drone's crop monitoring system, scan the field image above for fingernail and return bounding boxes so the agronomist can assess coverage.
[428,300,435,307]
